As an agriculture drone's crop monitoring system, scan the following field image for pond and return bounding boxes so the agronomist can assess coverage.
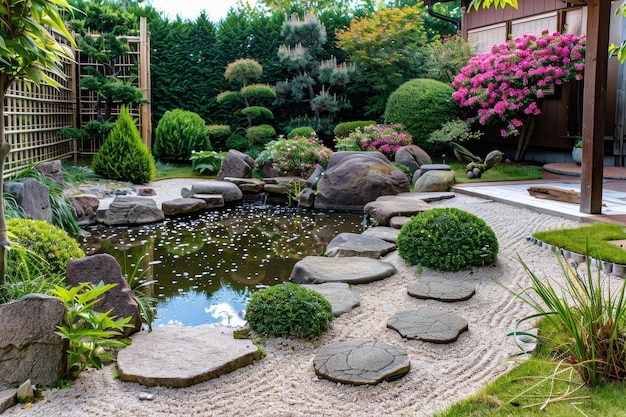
[79,204,365,328]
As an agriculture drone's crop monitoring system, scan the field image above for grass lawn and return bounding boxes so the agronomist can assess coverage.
[154,162,205,180]
[445,161,543,184]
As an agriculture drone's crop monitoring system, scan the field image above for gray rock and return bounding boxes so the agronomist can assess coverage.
[263,183,289,195]
[314,340,410,385]
[389,216,411,229]
[0,388,17,415]
[412,170,455,192]
[0,295,65,388]
[217,149,255,180]
[191,194,225,208]
[325,233,396,258]
[364,197,432,226]
[161,198,208,216]
[117,326,261,387]
[305,166,324,190]
[484,150,504,170]
[4,179,52,223]
[387,308,468,343]
[361,226,399,243]
[66,254,142,337]
[314,152,410,211]
[301,283,360,316]
[103,196,164,225]
[138,392,155,401]
[67,194,100,226]
[181,180,243,202]
[290,256,396,285]
[16,380,33,404]
[138,187,156,196]
[224,177,265,193]
[394,145,432,174]
[388,192,456,203]
[35,160,63,185]
[298,187,315,208]
[408,276,475,302]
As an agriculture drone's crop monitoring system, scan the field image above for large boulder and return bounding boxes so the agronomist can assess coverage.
[314,152,410,211]
[0,295,65,388]
[394,145,432,174]
[102,196,164,225]
[4,179,52,223]
[217,150,255,180]
[412,170,455,192]
[66,254,142,337]
[35,160,64,185]
[67,194,100,226]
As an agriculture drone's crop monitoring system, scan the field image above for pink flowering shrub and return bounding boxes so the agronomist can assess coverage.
[258,135,332,178]
[451,31,585,140]
[348,124,412,160]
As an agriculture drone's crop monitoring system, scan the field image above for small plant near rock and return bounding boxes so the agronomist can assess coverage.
[189,150,228,175]
[246,283,334,338]
[255,135,332,178]
[397,208,498,271]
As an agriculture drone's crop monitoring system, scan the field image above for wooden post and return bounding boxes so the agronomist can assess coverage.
[580,0,611,214]
[139,16,152,149]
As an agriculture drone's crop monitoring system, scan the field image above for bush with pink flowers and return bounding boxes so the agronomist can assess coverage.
[451,31,585,160]
[256,135,332,178]
[348,124,412,160]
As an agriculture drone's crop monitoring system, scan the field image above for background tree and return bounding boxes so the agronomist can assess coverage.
[0,0,76,279]
[336,5,428,117]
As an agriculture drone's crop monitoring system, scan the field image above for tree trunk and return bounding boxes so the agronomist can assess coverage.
[0,75,12,282]
[514,115,536,161]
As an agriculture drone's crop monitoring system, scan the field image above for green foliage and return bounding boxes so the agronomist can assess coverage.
[225,58,263,85]
[241,106,275,123]
[7,219,85,277]
[424,34,475,84]
[119,253,157,331]
[226,134,250,151]
[450,161,542,184]
[287,127,316,139]
[50,282,132,379]
[428,119,483,144]
[241,84,277,101]
[284,116,336,142]
[333,120,376,139]
[92,107,156,184]
[153,109,211,161]
[393,162,413,184]
[206,124,232,151]
[190,151,228,175]
[397,208,498,271]
[255,136,332,177]
[246,283,334,338]
[384,78,459,150]
[246,124,277,145]
[245,144,266,161]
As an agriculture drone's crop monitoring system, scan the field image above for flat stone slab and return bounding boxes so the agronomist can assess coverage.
[161,198,208,216]
[192,193,225,208]
[325,233,396,258]
[387,308,468,343]
[314,340,410,385]
[389,216,411,229]
[364,198,432,225]
[0,388,17,415]
[384,192,456,203]
[224,177,265,193]
[408,276,475,302]
[117,326,260,387]
[290,256,396,285]
[301,283,360,316]
[181,180,243,202]
[361,226,399,243]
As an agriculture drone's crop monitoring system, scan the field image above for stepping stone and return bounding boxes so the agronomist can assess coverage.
[389,216,411,229]
[117,326,261,387]
[161,197,208,216]
[181,180,243,202]
[386,191,456,203]
[290,256,396,285]
[191,193,225,208]
[314,340,410,385]
[408,276,475,302]
[387,308,468,343]
[224,177,265,193]
[325,233,396,258]
[301,282,360,316]
[364,198,432,225]
[361,226,399,243]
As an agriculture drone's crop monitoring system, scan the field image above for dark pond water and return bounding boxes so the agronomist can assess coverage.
[79,204,365,328]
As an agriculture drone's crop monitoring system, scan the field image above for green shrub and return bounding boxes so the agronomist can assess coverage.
[246,283,334,338]
[7,219,85,276]
[245,144,265,160]
[333,120,376,139]
[334,136,360,151]
[287,127,316,139]
[91,107,156,184]
[206,124,232,151]
[153,109,211,161]
[393,162,413,184]
[240,84,276,101]
[241,106,274,123]
[347,124,412,160]
[397,208,498,271]
[384,78,459,150]
[226,134,249,151]
[255,136,332,178]
[246,124,276,145]
[428,118,482,144]
[189,150,227,175]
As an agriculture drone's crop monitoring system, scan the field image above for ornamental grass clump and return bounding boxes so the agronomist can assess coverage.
[348,124,412,160]
[246,283,334,338]
[512,255,626,386]
[256,135,332,178]
[397,208,498,271]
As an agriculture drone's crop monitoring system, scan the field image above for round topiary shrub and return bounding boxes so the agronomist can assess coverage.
[7,219,85,276]
[397,208,498,271]
[246,124,276,145]
[333,120,376,139]
[383,78,459,150]
[153,109,211,161]
[206,124,232,151]
[226,134,249,151]
[287,127,316,139]
[246,283,334,338]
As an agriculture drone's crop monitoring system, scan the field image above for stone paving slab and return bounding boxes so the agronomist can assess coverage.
[0,388,17,414]
[325,232,396,258]
[363,198,432,225]
[117,326,260,387]
[301,282,360,316]
[361,226,399,243]
[290,256,396,285]
[314,340,410,385]
[408,276,475,302]
[387,308,468,343]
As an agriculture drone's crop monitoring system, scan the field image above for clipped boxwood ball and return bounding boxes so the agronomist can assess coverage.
[246,283,334,338]
[397,208,498,271]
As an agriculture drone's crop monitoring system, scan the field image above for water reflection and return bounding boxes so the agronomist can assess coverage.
[80,204,364,327]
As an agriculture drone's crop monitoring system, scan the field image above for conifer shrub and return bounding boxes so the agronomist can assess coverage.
[333,120,376,139]
[226,134,250,151]
[206,124,232,151]
[91,107,155,184]
[384,78,459,150]
[153,109,211,161]
[397,208,498,271]
[7,219,85,276]
[246,124,276,145]
[246,283,334,338]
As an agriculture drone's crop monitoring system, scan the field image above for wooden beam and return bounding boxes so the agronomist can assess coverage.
[580,0,611,214]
